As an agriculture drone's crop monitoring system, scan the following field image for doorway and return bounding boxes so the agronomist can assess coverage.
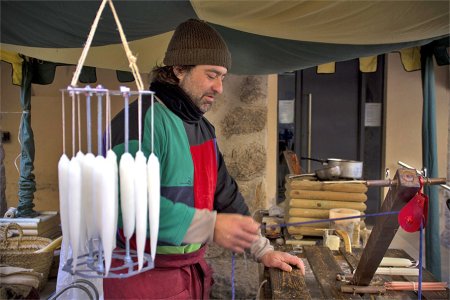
[277,57,385,221]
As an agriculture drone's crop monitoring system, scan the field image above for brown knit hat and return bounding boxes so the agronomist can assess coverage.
[163,19,231,70]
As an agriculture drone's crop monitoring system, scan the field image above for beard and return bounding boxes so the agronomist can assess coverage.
[179,80,215,113]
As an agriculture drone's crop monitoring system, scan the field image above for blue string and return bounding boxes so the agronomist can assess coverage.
[418,219,423,299]
[231,252,235,300]
[261,210,400,230]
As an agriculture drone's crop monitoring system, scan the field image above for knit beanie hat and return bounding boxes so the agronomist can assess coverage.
[163,19,231,70]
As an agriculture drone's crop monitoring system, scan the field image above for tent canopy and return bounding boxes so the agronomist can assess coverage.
[1,0,449,75]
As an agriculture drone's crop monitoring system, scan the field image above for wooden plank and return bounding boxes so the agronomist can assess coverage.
[303,257,326,299]
[304,246,361,300]
[269,267,311,299]
[352,169,420,286]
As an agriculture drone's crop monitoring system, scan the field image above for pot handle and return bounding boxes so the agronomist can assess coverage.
[300,157,327,164]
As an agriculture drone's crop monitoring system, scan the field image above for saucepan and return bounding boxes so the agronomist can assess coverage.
[288,165,342,181]
[300,157,363,179]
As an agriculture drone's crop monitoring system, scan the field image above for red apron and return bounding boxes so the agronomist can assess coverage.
[103,246,213,299]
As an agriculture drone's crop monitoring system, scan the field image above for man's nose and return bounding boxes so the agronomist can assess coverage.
[212,78,223,94]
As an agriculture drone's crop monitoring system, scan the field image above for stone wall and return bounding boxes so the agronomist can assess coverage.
[205,74,269,298]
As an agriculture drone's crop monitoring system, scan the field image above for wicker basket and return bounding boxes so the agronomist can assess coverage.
[0,223,54,290]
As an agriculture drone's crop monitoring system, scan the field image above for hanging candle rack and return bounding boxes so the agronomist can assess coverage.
[59,86,157,279]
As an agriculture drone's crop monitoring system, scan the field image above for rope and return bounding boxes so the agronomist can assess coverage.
[70,0,144,91]
[107,0,144,91]
[70,0,108,87]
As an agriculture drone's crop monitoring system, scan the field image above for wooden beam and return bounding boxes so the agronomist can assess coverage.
[351,169,420,286]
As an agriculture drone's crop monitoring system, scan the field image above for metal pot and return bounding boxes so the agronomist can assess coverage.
[326,159,363,179]
[300,157,363,179]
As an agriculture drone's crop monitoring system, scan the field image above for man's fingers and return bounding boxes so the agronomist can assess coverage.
[281,253,305,274]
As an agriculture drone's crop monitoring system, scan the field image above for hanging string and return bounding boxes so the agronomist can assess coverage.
[104,91,109,151]
[70,0,108,87]
[71,92,76,157]
[97,91,103,156]
[418,219,424,299]
[61,91,66,155]
[231,252,235,300]
[86,88,92,154]
[77,93,82,153]
[138,94,142,152]
[105,91,111,151]
[123,90,129,153]
[151,93,154,154]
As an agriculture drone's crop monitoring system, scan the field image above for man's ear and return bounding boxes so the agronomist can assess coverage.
[173,66,184,80]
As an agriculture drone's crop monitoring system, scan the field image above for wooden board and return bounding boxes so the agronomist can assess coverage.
[304,246,361,300]
[268,267,311,299]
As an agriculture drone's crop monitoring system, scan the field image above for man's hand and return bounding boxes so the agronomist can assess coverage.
[213,213,259,253]
[260,251,305,275]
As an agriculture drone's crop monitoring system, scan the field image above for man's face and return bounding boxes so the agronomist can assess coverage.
[175,65,227,113]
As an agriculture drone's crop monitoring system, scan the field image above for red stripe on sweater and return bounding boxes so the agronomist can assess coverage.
[190,140,217,210]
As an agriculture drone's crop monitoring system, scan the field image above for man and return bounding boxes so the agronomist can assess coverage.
[106,19,304,299]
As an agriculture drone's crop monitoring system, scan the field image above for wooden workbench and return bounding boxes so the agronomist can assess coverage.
[261,244,449,300]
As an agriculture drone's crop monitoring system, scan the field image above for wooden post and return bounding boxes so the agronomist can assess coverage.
[351,168,420,286]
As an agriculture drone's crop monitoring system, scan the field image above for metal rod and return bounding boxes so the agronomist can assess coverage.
[322,177,447,187]
[307,93,312,173]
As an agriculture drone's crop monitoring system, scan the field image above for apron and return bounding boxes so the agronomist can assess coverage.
[103,246,213,299]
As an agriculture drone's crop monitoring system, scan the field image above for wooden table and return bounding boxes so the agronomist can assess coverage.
[261,244,449,300]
